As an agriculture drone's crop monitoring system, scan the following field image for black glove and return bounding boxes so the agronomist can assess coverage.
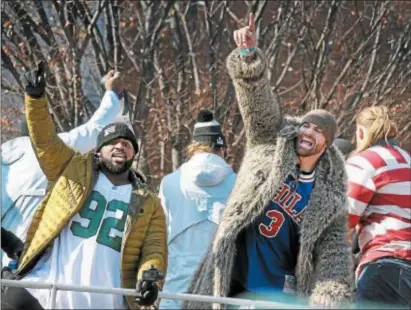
[135,280,159,306]
[1,228,24,261]
[20,61,46,98]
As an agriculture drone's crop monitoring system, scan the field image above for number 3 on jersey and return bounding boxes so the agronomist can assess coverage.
[70,191,129,252]
[259,210,285,238]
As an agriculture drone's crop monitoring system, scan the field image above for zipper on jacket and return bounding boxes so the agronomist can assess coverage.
[120,196,141,276]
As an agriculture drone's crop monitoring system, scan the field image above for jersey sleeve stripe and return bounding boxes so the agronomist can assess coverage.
[360,149,387,169]
[387,145,408,164]
[378,181,411,195]
[362,212,411,225]
[361,227,411,253]
[394,146,411,165]
[364,204,411,220]
[374,146,402,165]
[347,155,376,171]
[347,197,369,217]
[347,183,375,204]
[369,193,411,209]
[372,168,411,190]
[346,166,376,190]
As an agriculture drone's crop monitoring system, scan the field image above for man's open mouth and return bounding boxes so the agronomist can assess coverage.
[112,153,126,160]
[299,137,315,149]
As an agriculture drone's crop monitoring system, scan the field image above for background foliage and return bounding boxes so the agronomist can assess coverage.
[2,0,410,187]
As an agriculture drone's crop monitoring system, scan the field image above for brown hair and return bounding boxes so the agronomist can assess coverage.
[355,106,398,154]
[185,142,222,159]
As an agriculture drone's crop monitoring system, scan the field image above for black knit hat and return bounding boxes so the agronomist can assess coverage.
[192,110,226,148]
[96,123,138,153]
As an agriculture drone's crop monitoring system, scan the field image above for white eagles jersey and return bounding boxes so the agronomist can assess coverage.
[24,172,132,309]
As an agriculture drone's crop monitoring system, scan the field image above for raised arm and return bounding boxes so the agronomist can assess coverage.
[23,62,74,182]
[227,14,283,146]
[58,71,129,154]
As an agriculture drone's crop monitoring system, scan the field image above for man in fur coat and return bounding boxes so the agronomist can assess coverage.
[183,14,353,309]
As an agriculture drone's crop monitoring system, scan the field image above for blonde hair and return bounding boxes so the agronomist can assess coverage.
[185,142,216,159]
[355,106,398,154]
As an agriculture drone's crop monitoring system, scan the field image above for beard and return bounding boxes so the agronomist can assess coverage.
[100,156,133,175]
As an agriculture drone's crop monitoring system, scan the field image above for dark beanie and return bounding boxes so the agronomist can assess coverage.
[301,109,337,146]
[192,110,226,148]
[96,123,138,153]
[334,138,354,156]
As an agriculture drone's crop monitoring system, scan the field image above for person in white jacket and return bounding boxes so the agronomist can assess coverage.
[159,110,237,309]
[1,71,132,267]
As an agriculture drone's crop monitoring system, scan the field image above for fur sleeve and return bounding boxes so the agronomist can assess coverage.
[310,215,354,308]
[226,48,283,146]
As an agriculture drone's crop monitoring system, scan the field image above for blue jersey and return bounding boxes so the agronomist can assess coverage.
[236,170,315,295]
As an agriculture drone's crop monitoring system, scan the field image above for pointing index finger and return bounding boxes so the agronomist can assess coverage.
[248,12,255,33]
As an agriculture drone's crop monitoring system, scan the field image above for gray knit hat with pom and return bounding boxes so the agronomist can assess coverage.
[192,110,226,148]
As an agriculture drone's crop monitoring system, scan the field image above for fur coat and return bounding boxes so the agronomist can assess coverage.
[183,48,354,309]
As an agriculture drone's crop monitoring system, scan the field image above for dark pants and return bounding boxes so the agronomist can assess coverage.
[1,268,44,310]
[356,258,411,309]
[1,286,44,310]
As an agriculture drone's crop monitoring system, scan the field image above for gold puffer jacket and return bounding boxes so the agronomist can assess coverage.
[17,95,167,309]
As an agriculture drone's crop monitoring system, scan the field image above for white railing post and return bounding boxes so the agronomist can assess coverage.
[50,282,58,309]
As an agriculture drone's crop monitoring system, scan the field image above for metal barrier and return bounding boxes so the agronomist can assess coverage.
[1,279,309,309]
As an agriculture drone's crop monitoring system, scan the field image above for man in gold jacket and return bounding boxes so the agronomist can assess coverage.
[3,63,167,309]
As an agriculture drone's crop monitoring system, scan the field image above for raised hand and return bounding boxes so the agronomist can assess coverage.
[101,70,125,96]
[21,61,46,98]
[233,13,257,51]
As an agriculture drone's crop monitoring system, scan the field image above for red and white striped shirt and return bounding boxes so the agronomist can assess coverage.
[346,142,411,279]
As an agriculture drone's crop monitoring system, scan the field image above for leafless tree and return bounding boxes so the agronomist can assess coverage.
[2,0,410,188]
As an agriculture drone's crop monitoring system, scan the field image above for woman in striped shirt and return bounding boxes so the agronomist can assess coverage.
[346,106,411,308]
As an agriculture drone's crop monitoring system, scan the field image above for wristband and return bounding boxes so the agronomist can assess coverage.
[239,47,256,55]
